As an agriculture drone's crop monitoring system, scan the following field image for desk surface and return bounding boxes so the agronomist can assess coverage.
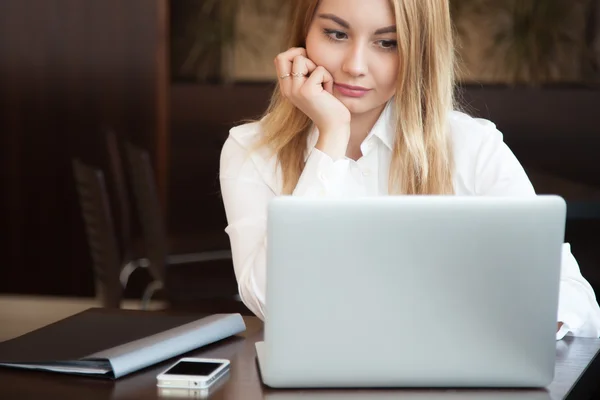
[1,297,600,400]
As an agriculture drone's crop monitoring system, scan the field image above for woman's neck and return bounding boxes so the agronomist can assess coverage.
[346,103,387,160]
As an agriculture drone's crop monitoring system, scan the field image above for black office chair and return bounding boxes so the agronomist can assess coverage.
[72,159,123,308]
[105,130,152,293]
[124,142,249,314]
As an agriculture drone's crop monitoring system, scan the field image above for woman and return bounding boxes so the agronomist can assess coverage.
[219,0,600,338]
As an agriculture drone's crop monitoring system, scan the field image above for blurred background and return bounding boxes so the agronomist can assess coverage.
[1,0,599,314]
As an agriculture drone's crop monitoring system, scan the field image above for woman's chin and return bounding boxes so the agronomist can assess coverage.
[339,98,376,115]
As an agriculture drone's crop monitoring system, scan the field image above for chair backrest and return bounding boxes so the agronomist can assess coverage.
[105,129,133,261]
[124,142,168,283]
[72,159,122,308]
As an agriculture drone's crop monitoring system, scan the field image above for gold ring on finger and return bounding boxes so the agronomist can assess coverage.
[279,73,291,79]
[291,72,306,78]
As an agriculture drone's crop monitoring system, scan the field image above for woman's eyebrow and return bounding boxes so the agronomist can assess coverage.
[374,26,396,35]
[318,13,350,29]
[318,13,397,35]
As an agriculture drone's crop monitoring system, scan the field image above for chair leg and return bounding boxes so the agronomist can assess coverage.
[141,280,164,310]
[119,258,151,288]
[95,279,121,309]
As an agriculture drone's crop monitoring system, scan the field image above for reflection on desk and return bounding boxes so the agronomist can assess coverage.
[262,390,551,400]
[157,371,230,399]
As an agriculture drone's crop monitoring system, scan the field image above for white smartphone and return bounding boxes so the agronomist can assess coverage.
[156,357,230,390]
[157,369,230,399]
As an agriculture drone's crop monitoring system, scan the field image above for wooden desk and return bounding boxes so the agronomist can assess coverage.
[0,298,599,399]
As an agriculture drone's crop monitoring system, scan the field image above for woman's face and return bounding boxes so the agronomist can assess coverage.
[305,0,399,116]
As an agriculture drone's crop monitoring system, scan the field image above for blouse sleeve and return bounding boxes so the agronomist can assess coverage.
[219,134,353,320]
[474,125,600,339]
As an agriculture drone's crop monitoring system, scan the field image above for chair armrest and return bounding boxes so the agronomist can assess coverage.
[166,250,232,265]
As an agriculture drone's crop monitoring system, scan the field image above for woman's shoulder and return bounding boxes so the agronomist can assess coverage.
[447,110,506,156]
[447,111,534,196]
[220,119,280,189]
[448,110,502,141]
[225,120,265,150]
[221,119,266,163]
[221,119,271,164]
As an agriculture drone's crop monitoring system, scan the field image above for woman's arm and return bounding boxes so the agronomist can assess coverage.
[220,132,355,320]
[474,124,600,338]
[556,244,600,338]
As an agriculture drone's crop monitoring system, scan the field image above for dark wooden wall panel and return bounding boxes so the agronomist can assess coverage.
[168,84,273,241]
[457,85,600,192]
[0,0,168,296]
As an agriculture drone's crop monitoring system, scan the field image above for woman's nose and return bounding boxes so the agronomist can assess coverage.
[342,43,368,77]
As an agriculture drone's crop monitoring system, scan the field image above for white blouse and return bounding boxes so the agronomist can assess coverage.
[219,101,600,339]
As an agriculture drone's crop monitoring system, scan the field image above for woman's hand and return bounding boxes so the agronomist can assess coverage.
[274,48,351,159]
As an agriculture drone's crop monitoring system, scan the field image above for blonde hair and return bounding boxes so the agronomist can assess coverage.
[257,0,456,195]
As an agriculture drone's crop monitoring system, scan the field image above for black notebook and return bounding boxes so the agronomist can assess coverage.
[0,308,246,378]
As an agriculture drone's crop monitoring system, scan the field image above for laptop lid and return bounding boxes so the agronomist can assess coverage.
[260,196,565,388]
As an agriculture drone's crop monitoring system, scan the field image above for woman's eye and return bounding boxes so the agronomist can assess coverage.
[324,29,348,41]
[377,40,397,50]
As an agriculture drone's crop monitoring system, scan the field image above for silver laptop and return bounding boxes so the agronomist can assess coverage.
[255,195,565,389]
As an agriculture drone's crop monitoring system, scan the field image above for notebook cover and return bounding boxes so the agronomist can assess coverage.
[0,308,209,362]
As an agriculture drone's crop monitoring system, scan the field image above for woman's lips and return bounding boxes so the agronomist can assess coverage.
[334,83,371,98]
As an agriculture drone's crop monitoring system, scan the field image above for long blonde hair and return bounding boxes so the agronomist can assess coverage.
[257,0,456,195]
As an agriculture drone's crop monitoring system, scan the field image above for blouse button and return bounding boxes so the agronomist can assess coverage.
[319,171,328,183]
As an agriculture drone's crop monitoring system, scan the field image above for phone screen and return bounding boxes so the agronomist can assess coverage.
[164,361,224,376]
